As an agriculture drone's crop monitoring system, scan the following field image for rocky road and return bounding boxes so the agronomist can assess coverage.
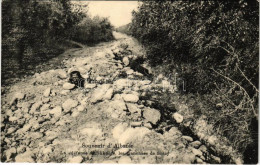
[1,32,225,163]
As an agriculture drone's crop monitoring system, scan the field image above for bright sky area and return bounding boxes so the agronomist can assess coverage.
[72,1,140,28]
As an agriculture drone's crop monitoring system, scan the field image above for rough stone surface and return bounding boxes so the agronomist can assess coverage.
[143,108,161,124]
[62,99,78,112]
[172,112,184,123]
[63,83,75,90]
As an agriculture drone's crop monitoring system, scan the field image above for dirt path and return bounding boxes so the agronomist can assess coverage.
[1,32,226,163]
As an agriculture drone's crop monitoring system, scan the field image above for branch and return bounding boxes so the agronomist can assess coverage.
[211,68,257,118]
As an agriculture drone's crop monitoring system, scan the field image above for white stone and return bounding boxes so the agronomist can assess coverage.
[63,83,75,90]
[10,92,25,105]
[123,57,130,66]
[50,106,62,117]
[62,99,78,112]
[67,156,83,163]
[112,123,128,140]
[77,105,85,112]
[191,148,203,156]
[116,127,151,144]
[122,94,139,103]
[126,103,141,115]
[80,128,102,138]
[15,151,35,163]
[43,87,51,97]
[182,136,193,142]
[90,84,111,103]
[84,83,96,89]
[60,90,70,95]
[118,156,132,164]
[208,135,217,145]
[143,108,161,125]
[172,112,184,123]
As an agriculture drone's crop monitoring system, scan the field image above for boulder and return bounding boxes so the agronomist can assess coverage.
[172,112,184,123]
[63,83,75,90]
[143,108,161,124]
[57,70,67,79]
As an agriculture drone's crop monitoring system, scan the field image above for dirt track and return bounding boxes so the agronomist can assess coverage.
[1,32,233,163]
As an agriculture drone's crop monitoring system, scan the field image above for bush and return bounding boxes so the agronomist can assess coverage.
[131,0,258,160]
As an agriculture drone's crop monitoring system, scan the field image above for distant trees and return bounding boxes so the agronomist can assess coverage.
[130,0,258,157]
[2,0,114,68]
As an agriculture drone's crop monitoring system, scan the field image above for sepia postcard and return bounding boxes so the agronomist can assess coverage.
[1,0,258,164]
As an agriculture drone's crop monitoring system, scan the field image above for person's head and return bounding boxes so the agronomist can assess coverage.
[70,71,82,81]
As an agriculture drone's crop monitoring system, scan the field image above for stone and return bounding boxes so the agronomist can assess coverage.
[77,105,85,112]
[117,127,151,144]
[43,87,51,97]
[122,94,139,103]
[118,156,132,164]
[199,145,207,153]
[42,98,50,103]
[143,108,161,125]
[21,124,32,132]
[130,121,142,127]
[5,147,16,160]
[103,88,114,100]
[57,70,67,79]
[7,127,17,134]
[191,148,203,156]
[144,123,152,129]
[84,83,96,89]
[71,111,80,118]
[211,155,221,163]
[63,83,75,90]
[10,92,25,105]
[112,123,128,140]
[90,84,111,103]
[126,103,141,115]
[30,132,43,139]
[190,141,201,148]
[196,157,204,164]
[30,101,42,114]
[67,156,83,163]
[42,146,53,154]
[15,150,35,163]
[208,135,217,145]
[62,99,78,112]
[17,145,26,154]
[123,57,129,66]
[60,90,70,95]
[80,128,102,138]
[182,136,193,142]
[50,106,62,117]
[172,112,184,123]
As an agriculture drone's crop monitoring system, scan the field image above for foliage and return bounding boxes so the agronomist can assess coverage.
[2,0,114,70]
[70,16,114,44]
[131,0,258,160]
